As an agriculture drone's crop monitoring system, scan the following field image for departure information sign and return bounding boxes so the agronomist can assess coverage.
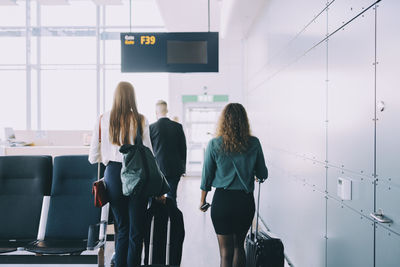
[121,32,219,73]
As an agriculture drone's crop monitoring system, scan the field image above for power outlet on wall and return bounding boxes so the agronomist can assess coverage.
[337,177,352,200]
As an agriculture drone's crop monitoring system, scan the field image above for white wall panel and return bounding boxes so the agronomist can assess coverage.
[327,198,374,267]
[327,6,375,174]
[243,0,398,266]
[376,225,400,267]
[376,0,400,236]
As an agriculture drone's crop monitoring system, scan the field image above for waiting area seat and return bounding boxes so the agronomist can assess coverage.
[0,155,52,254]
[0,155,107,265]
[25,155,107,255]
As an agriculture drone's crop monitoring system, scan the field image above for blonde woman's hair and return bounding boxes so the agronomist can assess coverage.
[216,103,251,153]
[109,81,143,146]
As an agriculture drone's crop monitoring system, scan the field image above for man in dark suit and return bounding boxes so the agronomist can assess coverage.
[150,100,187,206]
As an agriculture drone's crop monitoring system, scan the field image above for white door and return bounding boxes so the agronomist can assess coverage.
[183,104,223,176]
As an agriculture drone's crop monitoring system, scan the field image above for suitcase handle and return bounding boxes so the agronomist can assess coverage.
[149,217,155,265]
[148,209,172,265]
[250,181,261,242]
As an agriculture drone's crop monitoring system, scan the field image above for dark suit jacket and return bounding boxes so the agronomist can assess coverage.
[150,117,187,178]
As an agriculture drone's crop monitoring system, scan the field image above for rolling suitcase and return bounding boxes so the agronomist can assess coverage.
[245,182,284,267]
[142,198,184,267]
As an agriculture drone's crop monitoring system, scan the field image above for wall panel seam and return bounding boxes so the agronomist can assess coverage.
[248,0,382,94]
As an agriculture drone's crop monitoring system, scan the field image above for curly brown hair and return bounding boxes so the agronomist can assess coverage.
[216,103,251,153]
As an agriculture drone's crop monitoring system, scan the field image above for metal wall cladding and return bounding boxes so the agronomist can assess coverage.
[260,165,326,267]
[289,156,326,193]
[375,181,400,234]
[376,0,400,236]
[327,5,375,176]
[328,0,378,33]
[247,3,327,162]
[327,168,374,216]
[327,198,374,267]
[281,47,326,162]
[246,0,327,83]
[248,44,326,163]
[245,0,399,266]
[375,225,400,267]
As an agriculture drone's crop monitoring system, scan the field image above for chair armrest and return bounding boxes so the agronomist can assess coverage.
[87,220,108,250]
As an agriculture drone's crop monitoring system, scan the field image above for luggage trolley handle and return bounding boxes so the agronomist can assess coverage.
[148,213,171,265]
[250,181,262,242]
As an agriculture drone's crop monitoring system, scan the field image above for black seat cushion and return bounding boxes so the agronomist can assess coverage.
[0,239,36,254]
[25,239,88,255]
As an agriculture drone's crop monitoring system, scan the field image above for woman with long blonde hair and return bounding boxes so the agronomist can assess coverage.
[200,103,268,267]
[89,81,153,267]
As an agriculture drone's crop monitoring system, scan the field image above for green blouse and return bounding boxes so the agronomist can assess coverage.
[200,136,268,193]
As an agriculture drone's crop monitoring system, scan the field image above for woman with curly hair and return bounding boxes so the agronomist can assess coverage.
[199,103,268,267]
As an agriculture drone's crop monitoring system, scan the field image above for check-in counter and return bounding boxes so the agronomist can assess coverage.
[0,145,89,157]
[0,130,92,157]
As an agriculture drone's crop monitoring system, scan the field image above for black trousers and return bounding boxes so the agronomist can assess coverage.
[165,175,180,206]
[105,161,148,267]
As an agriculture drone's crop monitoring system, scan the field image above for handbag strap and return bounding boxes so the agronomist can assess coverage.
[97,115,103,181]
[227,154,250,192]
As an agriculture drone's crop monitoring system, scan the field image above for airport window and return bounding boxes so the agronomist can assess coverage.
[103,39,121,64]
[41,70,97,130]
[105,1,164,27]
[0,4,25,26]
[0,0,166,131]
[41,2,96,27]
[0,37,26,65]
[0,71,26,130]
[41,37,97,65]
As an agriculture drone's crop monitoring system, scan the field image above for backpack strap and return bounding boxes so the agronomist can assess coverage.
[134,116,143,146]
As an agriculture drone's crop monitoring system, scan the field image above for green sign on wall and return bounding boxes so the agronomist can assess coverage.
[182,94,229,103]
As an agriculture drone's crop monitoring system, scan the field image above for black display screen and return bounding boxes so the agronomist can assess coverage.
[167,41,207,64]
[121,32,218,73]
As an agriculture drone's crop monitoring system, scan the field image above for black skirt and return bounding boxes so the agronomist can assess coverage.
[211,188,255,235]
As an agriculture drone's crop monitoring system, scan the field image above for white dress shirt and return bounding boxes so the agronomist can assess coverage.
[88,111,153,165]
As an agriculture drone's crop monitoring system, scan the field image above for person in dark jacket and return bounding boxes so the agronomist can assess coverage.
[150,100,187,206]
[200,103,268,267]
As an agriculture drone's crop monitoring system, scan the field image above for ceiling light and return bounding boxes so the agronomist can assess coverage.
[36,0,69,5]
[0,0,17,5]
[92,0,122,5]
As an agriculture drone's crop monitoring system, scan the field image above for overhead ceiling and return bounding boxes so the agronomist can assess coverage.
[2,0,267,39]
[155,0,267,39]
[220,0,267,39]
[155,0,222,32]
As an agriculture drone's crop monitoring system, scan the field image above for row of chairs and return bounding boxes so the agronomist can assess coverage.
[0,155,108,265]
